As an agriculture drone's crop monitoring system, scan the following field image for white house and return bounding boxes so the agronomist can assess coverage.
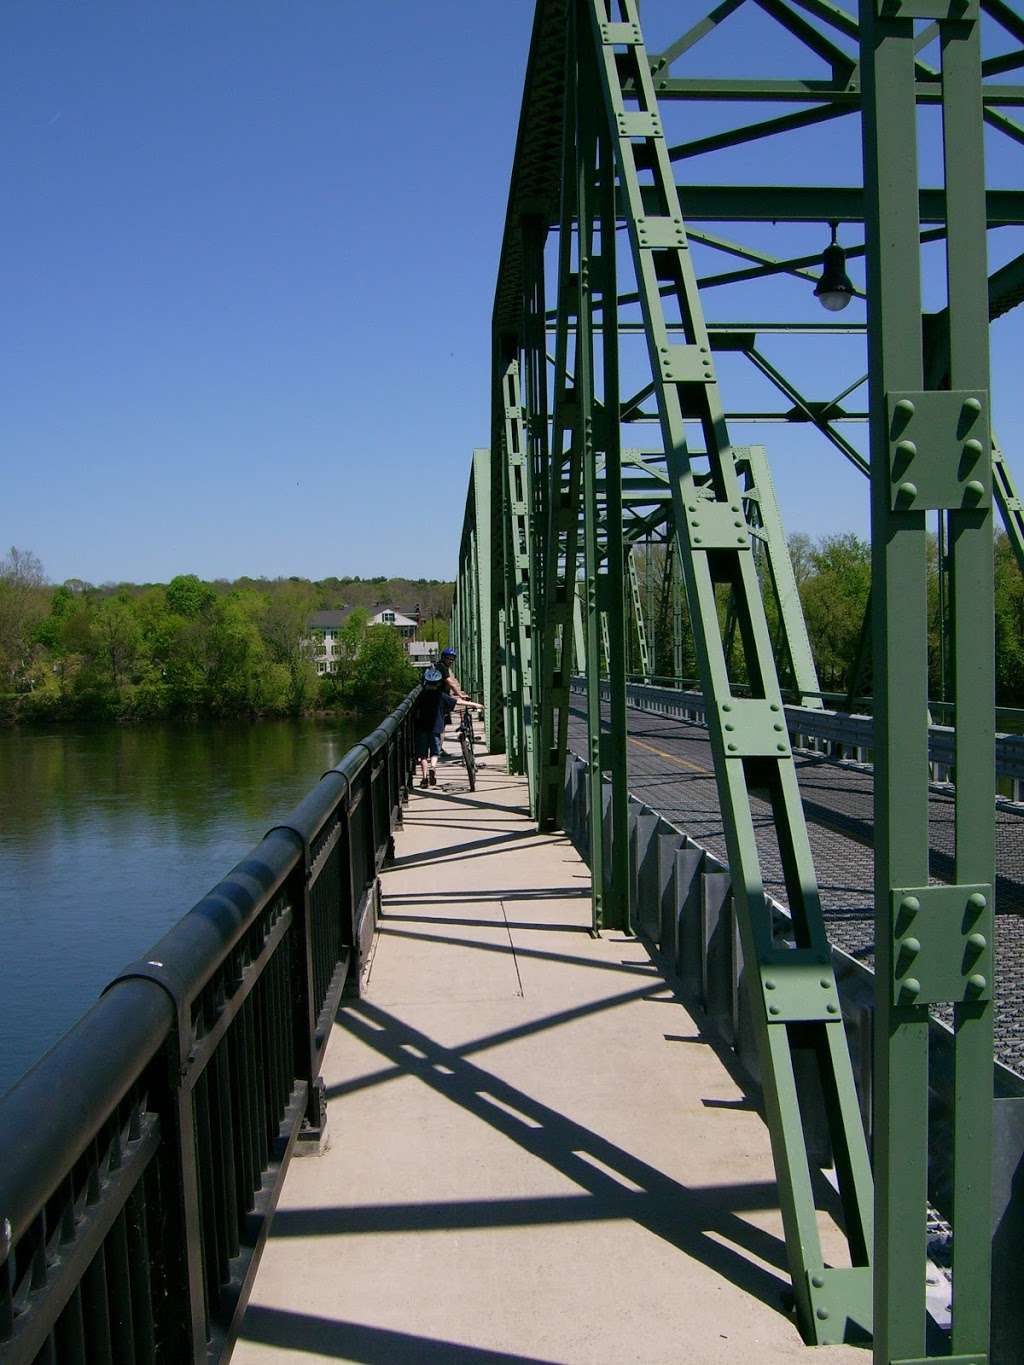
[370,607,418,642]
[307,604,437,674]
[306,608,358,676]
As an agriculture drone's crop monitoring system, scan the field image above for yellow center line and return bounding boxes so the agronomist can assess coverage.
[627,734,713,776]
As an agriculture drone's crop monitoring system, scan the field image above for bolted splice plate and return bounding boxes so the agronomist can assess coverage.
[600,20,642,44]
[616,109,662,140]
[684,499,750,550]
[890,884,993,1007]
[718,697,791,757]
[760,960,843,1024]
[804,1266,872,1348]
[636,216,686,249]
[656,342,714,385]
[886,389,990,512]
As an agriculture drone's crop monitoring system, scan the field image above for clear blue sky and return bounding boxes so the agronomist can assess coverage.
[2,2,1021,585]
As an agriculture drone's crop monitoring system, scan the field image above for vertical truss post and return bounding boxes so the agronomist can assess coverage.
[586,0,873,1341]
[577,4,608,931]
[502,359,539,811]
[536,39,585,831]
[595,66,630,930]
[497,342,525,776]
[472,449,495,724]
[861,2,995,1360]
[522,217,550,608]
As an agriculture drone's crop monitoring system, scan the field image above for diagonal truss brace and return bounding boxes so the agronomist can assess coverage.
[583,0,873,1342]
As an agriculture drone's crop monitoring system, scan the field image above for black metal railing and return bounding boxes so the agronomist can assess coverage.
[0,691,417,1365]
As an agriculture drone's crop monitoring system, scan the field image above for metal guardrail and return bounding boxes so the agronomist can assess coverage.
[0,691,418,1364]
[561,752,1024,1359]
[575,677,1024,796]
[624,672,1024,734]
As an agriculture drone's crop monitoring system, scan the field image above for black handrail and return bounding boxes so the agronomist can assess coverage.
[0,689,418,1364]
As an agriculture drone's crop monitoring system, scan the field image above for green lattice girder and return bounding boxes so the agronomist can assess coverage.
[582,0,872,1341]
[860,2,995,1360]
[462,0,1019,1354]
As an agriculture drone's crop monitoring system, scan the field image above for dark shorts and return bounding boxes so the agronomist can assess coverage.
[414,730,441,760]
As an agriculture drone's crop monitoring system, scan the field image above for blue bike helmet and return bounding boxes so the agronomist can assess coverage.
[441,647,456,659]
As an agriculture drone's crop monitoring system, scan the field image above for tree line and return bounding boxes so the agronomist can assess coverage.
[2,533,1021,722]
[625,530,1024,709]
[0,558,453,721]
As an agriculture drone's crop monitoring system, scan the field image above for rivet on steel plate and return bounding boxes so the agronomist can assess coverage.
[896,480,918,504]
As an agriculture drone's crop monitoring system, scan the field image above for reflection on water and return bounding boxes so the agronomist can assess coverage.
[0,716,374,1097]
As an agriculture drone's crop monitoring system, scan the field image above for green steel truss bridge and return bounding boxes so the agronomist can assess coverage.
[4,4,1024,1364]
[448,1,1024,1360]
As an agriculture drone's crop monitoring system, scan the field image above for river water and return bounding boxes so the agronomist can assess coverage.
[0,717,375,1098]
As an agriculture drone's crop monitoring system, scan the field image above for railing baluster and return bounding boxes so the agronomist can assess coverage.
[124,1182,155,1365]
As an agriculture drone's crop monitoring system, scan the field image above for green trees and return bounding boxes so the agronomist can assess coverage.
[0,548,47,695]
[995,532,1024,706]
[6,568,424,721]
[342,624,418,711]
[798,533,872,692]
[4,545,1020,721]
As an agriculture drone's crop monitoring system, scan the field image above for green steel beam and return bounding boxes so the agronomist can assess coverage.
[577,3,608,929]
[860,2,995,1360]
[469,5,1015,1354]
[649,76,1024,106]
[535,38,585,832]
[585,0,873,1341]
[643,184,1024,225]
[735,446,823,709]
[501,360,539,811]
[626,547,651,683]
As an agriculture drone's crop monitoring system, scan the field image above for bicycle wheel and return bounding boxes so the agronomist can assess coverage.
[459,724,476,791]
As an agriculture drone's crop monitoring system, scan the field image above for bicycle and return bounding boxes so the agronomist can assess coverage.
[458,704,477,791]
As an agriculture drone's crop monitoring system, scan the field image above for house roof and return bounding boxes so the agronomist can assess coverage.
[308,608,358,629]
[372,609,417,628]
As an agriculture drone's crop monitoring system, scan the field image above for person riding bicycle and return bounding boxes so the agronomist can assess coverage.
[412,667,456,788]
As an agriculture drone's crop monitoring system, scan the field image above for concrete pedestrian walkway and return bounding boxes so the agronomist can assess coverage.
[235,751,866,1364]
